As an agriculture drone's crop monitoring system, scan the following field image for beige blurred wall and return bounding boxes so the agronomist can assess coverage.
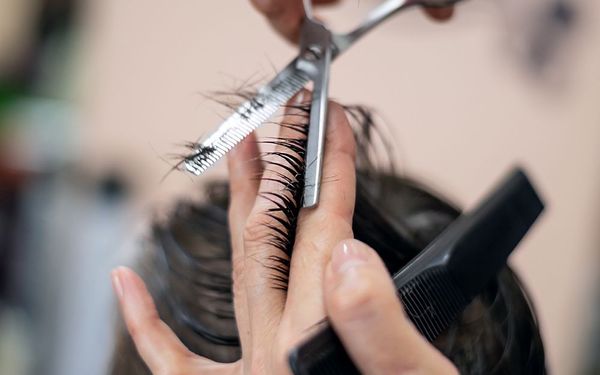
[76,1,599,374]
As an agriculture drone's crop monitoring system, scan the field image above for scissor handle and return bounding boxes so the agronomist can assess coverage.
[298,0,465,207]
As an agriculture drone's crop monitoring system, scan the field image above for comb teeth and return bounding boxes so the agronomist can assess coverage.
[286,268,469,375]
[399,267,468,342]
[183,65,310,175]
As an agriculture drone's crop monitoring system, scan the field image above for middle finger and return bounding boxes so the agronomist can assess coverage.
[242,91,311,352]
[283,101,356,336]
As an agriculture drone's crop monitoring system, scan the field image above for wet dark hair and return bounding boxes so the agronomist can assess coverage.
[111,102,546,374]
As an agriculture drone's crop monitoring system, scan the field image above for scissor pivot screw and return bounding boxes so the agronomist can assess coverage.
[302,45,323,61]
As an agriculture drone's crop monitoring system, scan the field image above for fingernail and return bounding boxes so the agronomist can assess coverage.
[111,269,124,298]
[331,240,369,274]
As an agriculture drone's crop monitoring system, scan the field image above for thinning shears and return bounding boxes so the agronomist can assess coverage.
[183,0,463,207]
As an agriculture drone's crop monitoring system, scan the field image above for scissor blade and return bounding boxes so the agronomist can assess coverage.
[302,45,332,208]
[184,0,435,176]
[183,60,309,175]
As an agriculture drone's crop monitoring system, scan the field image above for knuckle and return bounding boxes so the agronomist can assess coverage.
[316,210,345,228]
[299,210,352,237]
[243,201,289,250]
[243,214,269,246]
[295,211,354,250]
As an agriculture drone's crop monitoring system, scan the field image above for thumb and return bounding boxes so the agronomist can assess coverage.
[323,240,458,375]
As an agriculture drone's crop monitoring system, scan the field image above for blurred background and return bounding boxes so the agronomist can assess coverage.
[0,0,599,374]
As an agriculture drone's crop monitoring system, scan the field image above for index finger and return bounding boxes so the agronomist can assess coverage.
[283,100,356,335]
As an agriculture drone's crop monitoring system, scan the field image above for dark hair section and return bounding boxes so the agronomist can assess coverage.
[110,99,546,374]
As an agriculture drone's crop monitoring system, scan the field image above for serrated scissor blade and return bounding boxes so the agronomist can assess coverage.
[183,59,310,175]
[183,0,450,176]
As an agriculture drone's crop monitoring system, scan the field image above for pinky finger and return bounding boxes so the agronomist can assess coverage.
[111,267,208,373]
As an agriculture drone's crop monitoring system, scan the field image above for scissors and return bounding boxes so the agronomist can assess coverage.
[183,0,463,208]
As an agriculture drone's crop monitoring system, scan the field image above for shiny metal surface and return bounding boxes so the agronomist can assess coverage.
[182,61,309,175]
[184,0,465,194]
[297,6,333,208]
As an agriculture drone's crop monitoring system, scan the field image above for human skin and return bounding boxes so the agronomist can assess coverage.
[249,0,455,43]
[111,91,459,374]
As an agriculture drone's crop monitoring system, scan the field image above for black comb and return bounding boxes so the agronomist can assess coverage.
[288,167,544,375]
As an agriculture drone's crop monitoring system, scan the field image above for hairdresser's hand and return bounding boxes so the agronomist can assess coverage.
[323,239,459,374]
[111,91,457,374]
[250,0,454,42]
[111,92,354,375]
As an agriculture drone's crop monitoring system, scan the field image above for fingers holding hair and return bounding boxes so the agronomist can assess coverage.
[240,91,313,352]
[283,101,356,334]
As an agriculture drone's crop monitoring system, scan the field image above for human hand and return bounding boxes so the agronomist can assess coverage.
[111,92,457,374]
[250,0,455,42]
